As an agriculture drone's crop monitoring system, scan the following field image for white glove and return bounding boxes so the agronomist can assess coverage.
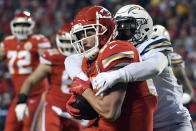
[95,70,121,96]
[182,93,191,105]
[15,103,29,122]
[52,106,89,127]
[60,112,89,127]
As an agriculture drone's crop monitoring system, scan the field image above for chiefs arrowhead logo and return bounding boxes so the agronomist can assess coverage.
[98,8,112,18]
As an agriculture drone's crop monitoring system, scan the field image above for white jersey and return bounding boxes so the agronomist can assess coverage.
[170,52,185,68]
[137,36,191,128]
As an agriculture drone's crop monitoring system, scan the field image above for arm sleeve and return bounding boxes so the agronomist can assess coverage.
[64,54,88,81]
[118,52,168,82]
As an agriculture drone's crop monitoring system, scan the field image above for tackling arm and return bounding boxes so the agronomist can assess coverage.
[95,52,168,95]
[118,51,168,82]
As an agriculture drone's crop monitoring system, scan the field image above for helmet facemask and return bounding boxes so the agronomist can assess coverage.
[115,16,148,45]
[70,23,107,60]
[114,4,153,46]
[152,25,171,41]
[56,33,76,56]
[10,19,35,40]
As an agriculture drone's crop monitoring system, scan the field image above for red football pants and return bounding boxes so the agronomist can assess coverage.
[38,102,81,131]
[4,92,46,131]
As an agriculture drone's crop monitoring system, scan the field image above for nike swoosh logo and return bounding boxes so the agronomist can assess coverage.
[74,84,82,88]
[29,100,35,104]
[109,44,118,49]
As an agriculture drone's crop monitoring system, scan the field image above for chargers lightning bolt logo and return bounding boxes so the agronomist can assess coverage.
[128,6,144,14]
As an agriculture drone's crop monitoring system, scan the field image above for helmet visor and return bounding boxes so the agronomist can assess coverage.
[115,17,137,40]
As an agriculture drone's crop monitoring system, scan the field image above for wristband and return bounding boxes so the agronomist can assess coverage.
[17,94,28,104]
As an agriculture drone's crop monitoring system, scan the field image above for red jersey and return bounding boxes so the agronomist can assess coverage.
[82,40,157,129]
[40,49,72,111]
[2,34,51,96]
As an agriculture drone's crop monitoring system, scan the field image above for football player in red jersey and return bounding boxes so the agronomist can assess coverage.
[16,24,85,131]
[66,6,158,131]
[0,11,51,131]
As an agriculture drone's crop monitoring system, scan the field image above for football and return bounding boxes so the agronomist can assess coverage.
[71,94,98,120]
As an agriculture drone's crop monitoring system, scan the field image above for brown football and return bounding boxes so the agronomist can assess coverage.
[71,94,98,120]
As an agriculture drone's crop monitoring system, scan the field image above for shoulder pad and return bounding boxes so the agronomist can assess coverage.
[4,35,15,40]
[99,40,137,70]
[31,34,46,40]
[170,52,184,65]
[140,37,172,56]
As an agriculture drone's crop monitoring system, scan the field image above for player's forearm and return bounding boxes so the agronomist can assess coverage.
[20,77,37,96]
[118,52,168,82]
[179,68,194,98]
[82,88,119,121]
[20,64,50,96]
[82,86,125,121]
[183,79,194,99]
[82,89,108,117]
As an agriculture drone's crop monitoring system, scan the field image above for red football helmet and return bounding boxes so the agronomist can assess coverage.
[70,6,117,59]
[10,11,35,40]
[56,23,76,56]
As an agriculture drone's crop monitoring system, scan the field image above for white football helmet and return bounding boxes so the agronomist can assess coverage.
[56,24,76,56]
[115,4,153,45]
[152,25,171,41]
[10,11,35,40]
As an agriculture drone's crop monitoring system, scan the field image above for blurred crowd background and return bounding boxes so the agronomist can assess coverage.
[0,0,196,130]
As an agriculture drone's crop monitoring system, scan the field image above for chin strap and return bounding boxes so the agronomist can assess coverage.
[85,46,99,60]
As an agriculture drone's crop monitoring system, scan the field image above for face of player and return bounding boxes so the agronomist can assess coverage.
[12,22,32,40]
[116,19,137,41]
[76,29,96,52]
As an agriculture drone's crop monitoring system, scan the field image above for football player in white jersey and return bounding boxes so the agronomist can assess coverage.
[64,4,194,131]
[153,25,195,105]
[92,5,194,131]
